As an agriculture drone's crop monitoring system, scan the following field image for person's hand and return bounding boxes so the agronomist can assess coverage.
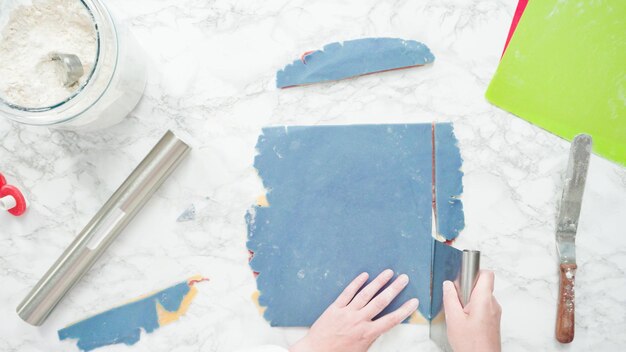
[290,269,419,352]
[443,270,502,352]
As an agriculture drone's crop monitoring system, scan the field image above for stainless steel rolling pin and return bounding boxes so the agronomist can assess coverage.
[17,130,191,326]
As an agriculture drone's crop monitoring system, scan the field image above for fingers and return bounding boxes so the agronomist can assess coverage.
[443,280,465,322]
[349,269,394,309]
[370,298,419,335]
[473,270,495,297]
[333,272,369,307]
[363,274,410,318]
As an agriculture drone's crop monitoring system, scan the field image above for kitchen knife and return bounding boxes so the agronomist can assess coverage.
[555,134,592,343]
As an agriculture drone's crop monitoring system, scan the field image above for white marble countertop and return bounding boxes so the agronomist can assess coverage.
[1,0,625,351]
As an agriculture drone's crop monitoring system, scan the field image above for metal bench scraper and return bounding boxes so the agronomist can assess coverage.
[429,249,480,351]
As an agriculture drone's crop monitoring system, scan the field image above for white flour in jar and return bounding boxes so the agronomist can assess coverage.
[0,0,97,108]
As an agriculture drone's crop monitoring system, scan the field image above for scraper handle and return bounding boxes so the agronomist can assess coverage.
[556,263,576,343]
[460,250,480,306]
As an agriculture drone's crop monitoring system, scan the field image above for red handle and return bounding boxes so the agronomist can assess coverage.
[556,263,576,343]
[0,172,27,216]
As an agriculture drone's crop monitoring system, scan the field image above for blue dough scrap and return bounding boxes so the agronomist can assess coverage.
[246,123,464,326]
[276,37,435,88]
[58,281,191,351]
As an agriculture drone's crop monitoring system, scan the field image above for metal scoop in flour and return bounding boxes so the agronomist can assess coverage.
[49,52,84,87]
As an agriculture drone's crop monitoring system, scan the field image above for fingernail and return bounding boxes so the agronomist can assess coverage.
[383,269,394,278]
[409,298,419,310]
[398,274,409,285]
[443,281,453,291]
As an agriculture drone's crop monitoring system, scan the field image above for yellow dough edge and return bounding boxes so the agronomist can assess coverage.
[156,275,205,326]
[430,309,446,323]
[409,310,428,324]
[251,195,268,317]
[256,195,269,207]
[251,290,267,316]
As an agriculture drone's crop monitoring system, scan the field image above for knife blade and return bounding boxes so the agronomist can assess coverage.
[555,133,592,344]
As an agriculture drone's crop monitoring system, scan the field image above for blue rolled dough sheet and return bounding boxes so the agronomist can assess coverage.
[276,38,435,88]
[246,123,464,326]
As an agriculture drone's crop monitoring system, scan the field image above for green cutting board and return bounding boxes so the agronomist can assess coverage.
[486,0,626,167]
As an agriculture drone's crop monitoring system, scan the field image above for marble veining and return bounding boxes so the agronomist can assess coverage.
[0,0,625,351]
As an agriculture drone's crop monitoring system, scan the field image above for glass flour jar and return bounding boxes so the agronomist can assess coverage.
[0,0,146,130]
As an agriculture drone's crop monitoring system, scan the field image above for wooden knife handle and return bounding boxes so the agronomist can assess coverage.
[556,263,577,343]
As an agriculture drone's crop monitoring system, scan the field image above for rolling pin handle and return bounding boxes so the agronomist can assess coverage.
[0,195,17,210]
